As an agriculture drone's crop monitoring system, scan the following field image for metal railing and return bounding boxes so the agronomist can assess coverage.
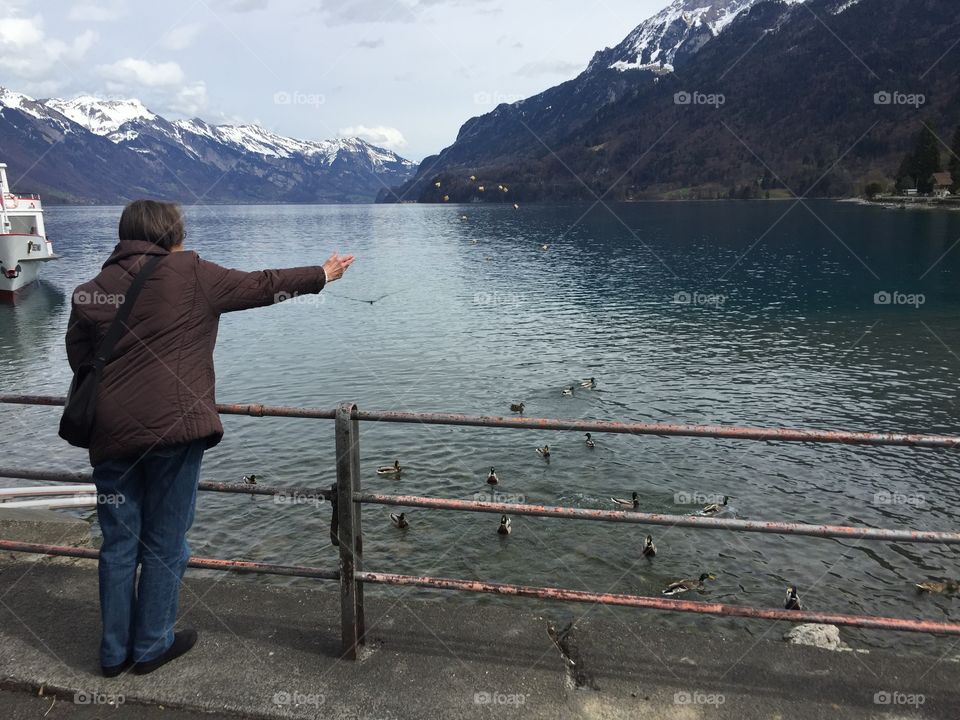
[2,393,960,661]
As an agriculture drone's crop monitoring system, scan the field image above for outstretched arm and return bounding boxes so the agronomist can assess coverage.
[197,253,355,314]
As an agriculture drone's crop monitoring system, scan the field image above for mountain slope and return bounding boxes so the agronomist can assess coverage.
[385,0,939,203]
[0,90,417,204]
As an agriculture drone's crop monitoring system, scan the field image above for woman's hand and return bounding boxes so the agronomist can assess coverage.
[323,253,356,283]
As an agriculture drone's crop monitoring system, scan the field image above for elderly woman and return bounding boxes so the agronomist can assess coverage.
[66,200,354,677]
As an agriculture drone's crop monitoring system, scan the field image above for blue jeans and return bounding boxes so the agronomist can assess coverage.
[92,440,204,667]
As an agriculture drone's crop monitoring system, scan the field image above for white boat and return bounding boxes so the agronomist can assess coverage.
[0,162,58,299]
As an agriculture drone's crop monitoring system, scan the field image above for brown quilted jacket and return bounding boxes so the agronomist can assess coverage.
[65,240,326,466]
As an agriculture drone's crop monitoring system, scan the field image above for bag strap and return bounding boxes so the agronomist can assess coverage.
[94,254,165,367]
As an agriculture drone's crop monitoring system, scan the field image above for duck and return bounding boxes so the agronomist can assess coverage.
[487,467,499,485]
[584,433,595,449]
[662,573,716,596]
[611,492,639,509]
[377,460,402,476]
[915,580,960,595]
[561,386,574,397]
[541,244,549,251]
[579,377,596,388]
[443,195,450,202]
[242,474,257,485]
[510,402,525,414]
[478,185,485,192]
[469,175,477,182]
[513,203,520,210]
[641,534,656,558]
[497,515,512,535]
[784,585,802,610]
[434,181,441,188]
[536,445,551,459]
[390,512,409,529]
[700,496,731,515]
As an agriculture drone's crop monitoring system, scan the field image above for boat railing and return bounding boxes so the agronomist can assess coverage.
[1,393,959,660]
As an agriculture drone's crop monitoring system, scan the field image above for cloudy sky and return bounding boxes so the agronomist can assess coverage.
[0,0,668,160]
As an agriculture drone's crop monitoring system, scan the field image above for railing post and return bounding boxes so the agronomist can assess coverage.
[335,402,365,660]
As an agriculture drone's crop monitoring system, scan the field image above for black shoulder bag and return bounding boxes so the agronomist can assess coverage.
[59,255,164,448]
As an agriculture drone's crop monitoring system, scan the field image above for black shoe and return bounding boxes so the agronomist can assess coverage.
[101,658,133,678]
[133,629,198,675]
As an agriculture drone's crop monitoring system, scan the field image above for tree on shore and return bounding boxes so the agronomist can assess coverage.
[950,125,960,193]
[896,125,942,193]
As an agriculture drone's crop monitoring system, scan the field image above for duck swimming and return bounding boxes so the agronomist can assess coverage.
[242,474,257,485]
[562,386,574,397]
[536,445,551,459]
[497,515,512,535]
[487,467,499,485]
[700,496,730,515]
[915,580,960,595]
[662,573,716,596]
[584,433,595,449]
[641,535,656,558]
[390,512,409,529]
[510,402,525,414]
[377,460,402,476]
[611,492,639,509]
[580,377,596,389]
[784,585,802,610]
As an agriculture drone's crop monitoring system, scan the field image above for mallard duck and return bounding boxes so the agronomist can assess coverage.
[536,445,551,459]
[785,585,802,610]
[377,460,402,476]
[497,515,512,535]
[561,386,574,397]
[580,377,596,388]
[611,492,639,509]
[662,573,716,596]
[510,402,525,414]
[915,580,960,595]
[641,534,656,558]
[487,467,499,485]
[584,433,595,449]
[390,512,409,529]
[700,496,731,515]
[242,474,257,485]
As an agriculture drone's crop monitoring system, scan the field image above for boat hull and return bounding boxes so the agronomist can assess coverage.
[0,234,54,299]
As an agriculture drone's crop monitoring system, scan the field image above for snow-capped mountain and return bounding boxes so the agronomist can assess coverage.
[385,0,951,203]
[0,89,417,204]
[583,0,873,74]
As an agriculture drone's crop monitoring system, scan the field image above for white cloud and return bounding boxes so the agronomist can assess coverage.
[0,14,97,92]
[98,58,185,87]
[213,0,269,11]
[160,23,203,50]
[67,0,127,22]
[516,59,584,77]
[339,124,407,150]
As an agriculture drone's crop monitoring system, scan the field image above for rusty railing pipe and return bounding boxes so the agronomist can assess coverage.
[356,492,960,544]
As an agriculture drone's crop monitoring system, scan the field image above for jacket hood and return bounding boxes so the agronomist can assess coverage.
[102,240,170,269]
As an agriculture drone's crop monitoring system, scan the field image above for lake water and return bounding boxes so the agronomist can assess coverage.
[2,200,959,651]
